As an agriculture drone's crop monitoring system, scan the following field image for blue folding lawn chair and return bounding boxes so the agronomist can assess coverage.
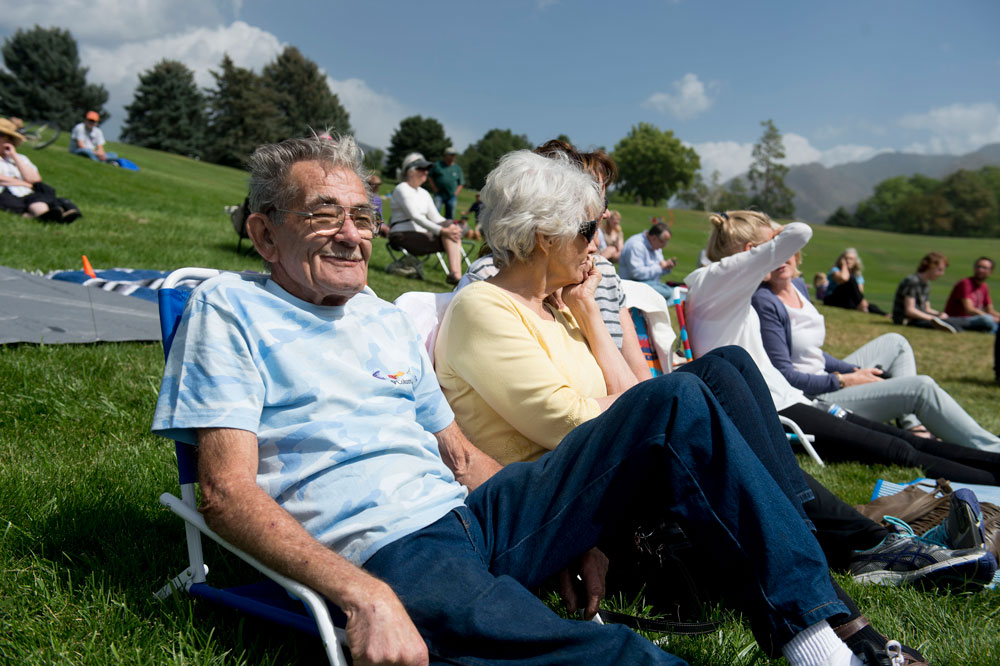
[153,267,350,666]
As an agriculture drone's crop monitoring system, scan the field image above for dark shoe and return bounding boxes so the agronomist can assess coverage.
[930,316,958,334]
[60,208,82,223]
[834,615,929,665]
[445,273,461,286]
[922,488,986,550]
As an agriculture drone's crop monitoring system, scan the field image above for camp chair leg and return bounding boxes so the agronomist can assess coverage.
[155,564,210,600]
[779,415,823,466]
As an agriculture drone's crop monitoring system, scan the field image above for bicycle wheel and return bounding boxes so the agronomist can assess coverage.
[22,121,61,149]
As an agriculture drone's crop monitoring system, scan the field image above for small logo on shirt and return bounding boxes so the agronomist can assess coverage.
[372,368,416,385]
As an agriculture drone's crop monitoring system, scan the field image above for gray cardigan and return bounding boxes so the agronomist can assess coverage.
[751,279,856,396]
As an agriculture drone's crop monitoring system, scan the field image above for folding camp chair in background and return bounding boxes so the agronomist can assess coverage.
[153,267,351,666]
[384,236,477,280]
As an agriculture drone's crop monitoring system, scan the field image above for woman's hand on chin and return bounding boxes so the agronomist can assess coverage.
[561,258,602,313]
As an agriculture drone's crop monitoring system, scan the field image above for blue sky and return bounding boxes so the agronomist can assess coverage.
[3,0,999,180]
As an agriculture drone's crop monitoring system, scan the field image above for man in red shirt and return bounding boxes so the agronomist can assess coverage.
[944,257,999,334]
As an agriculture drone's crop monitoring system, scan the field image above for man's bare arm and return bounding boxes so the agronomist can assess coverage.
[434,421,502,491]
[197,427,428,666]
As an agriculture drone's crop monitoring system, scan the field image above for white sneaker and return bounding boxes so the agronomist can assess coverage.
[931,316,957,334]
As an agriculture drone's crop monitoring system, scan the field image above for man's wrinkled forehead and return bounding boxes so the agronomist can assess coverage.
[286,161,366,208]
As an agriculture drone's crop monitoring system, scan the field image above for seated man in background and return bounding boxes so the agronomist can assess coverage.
[153,135,879,666]
[69,110,117,163]
[619,222,677,302]
[944,257,999,333]
[892,252,960,333]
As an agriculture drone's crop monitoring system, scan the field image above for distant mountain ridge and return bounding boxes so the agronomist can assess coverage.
[776,143,1000,223]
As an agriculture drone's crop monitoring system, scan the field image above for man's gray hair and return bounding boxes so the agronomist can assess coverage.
[479,150,602,269]
[247,134,370,221]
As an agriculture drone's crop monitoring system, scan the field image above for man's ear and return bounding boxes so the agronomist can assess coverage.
[246,212,279,262]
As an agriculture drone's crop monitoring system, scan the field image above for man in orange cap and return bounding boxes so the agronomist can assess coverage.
[69,110,117,162]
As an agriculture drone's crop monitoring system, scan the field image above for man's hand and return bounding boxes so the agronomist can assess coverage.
[1,142,16,160]
[558,548,608,620]
[345,581,429,666]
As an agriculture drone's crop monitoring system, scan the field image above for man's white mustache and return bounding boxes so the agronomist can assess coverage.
[319,249,364,261]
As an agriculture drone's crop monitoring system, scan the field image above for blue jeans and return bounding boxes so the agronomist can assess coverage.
[364,361,847,665]
[70,146,118,162]
[434,193,458,220]
[947,313,998,333]
[642,278,675,303]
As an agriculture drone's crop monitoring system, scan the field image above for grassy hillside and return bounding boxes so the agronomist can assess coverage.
[2,143,999,665]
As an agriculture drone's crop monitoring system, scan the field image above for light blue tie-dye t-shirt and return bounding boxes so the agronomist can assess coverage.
[152,272,466,564]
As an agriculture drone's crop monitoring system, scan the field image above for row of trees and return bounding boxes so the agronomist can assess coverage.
[677,120,796,218]
[0,26,352,168]
[121,48,352,167]
[2,26,795,214]
[827,167,1000,237]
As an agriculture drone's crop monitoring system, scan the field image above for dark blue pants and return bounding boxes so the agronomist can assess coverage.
[365,357,847,665]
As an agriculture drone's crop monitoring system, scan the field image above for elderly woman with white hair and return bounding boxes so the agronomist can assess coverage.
[389,152,464,284]
[432,150,947,665]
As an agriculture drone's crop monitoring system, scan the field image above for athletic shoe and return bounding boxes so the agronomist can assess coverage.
[849,516,996,590]
[930,316,957,333]
[921,488,986,550]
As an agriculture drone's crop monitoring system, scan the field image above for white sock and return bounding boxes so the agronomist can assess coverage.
[781,620,863,666]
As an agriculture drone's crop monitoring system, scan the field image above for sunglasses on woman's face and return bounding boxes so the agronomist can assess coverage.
[578,219,598,242]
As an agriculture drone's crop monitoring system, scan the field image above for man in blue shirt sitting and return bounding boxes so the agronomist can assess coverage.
[619,222,677,302]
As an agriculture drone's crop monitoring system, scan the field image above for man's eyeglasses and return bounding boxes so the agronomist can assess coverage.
[578,219,599,243]
[274,203,382,239]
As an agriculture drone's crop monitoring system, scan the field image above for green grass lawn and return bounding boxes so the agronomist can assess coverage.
[2,143,1000,664]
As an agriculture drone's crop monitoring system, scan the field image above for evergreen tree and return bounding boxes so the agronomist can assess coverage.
[747,119,795,218]
[717,177,751,211]
[824,206,854,227]
[612,122,700,206]
[203,55,283,168]
[460,128,533,190]
[261,46,351,139]
[386,116,451,177]
[363,147,386,174]
[0,26,108,130]
[121,60,205,157]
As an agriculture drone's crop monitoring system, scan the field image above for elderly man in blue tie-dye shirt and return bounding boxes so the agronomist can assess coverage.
[152,136,874,666]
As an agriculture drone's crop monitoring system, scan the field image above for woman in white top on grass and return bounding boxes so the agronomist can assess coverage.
[683,210,1000,483]
[754,252,1000,452]
[388,152,465,284]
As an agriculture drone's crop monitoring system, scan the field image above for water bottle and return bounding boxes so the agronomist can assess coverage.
[826,403,848,419]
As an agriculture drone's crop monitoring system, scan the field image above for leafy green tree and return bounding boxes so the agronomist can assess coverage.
[386,116,451,177]
[363,147,386,174]
[939,170,998,237]
[121,60,205,157]
[717,177,751,211]
[854,176,929,231]
[460,128,533,190]
[0,26,108,130]
[555,134,572,146]
[261,46,351,139]
[612,122,700,206]
[203,55,283,168]
[747,119,795,218]
[677,170,727,211]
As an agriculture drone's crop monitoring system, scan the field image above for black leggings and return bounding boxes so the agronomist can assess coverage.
[780,403,1000,485]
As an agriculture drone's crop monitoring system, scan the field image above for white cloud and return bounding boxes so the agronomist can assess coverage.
[691,134,887,183]
[325,76,410,148]
[689,140,754,183]
[643,73,714,121]
[0,0,226,44]
[899,102,1000,154]
[80,22,283,137]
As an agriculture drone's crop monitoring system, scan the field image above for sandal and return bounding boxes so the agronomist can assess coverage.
[908,425,937,440]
